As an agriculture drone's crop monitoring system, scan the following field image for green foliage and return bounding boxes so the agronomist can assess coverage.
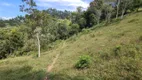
[0,19,6,27]
[77,18,86,29]
[22,39,37,52]
[0,28,25,59]
[20,0,37,14]
[103,4,114,24]
[0,16,24,27]
[58,24,69,39]
[69,24,80,35]
[81,29,90,34]
[129,0,142,11]
[56,20,70,39]
[0,0,141,59]
[113,45,121,56]
[46,8,71,19]
[0,11,142,80]
[89,13,97,26]
[75,55,92,69]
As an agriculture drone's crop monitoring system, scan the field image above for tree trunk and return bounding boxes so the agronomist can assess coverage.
[36,33,40,58]
[108,13,111,23]
[105,11,108,23]
[116,0,120,19]
[121,6,126,19]
[97,18,100,24]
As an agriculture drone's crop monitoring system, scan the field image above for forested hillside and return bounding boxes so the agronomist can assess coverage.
[0,0,142,80]
[0,11,142,80]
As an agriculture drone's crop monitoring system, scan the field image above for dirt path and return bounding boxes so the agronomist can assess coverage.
[44,42,66,80]
[47,53,60,72]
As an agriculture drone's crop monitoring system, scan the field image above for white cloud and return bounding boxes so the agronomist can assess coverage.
[0,2,13,7]
[36,0,89,11]
[0,17,14,20]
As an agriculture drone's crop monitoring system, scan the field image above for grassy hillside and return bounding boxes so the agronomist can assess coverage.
[0,12,142,80]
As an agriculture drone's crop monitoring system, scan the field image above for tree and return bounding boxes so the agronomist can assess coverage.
[131,0,142,12]
[0,19,6,27]
[103,4,114,23]
[78,17,86,29]
[71,7,86,29]
[20,0,42,57]
[89,0,104,24]
[77,6,83,14]
[0,28,24,59]
[34,27,41,57]
[45,8,71,19]
[69,24,80,35]
[89,13,97,26]
[116,0,121,19]
[20,0,36,14]
[120,0,133,19]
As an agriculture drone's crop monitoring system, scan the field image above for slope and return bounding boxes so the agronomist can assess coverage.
[0,12,142,80]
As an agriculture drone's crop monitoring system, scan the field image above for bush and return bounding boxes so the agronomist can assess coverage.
[57,22,69,39]
[69,24,80,35]
[75,55,92,69]
[0,20,6,27]
[77,18,86,29]
[81,29,90,34]
[0,28,25,59]
[113,45,121,56]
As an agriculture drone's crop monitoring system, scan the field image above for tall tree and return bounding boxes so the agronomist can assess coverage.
[89,0,104,24]
[20,0,41,57]
[132,0,142,12]
[120,0,133,19]
[116,0,121,19]
[103,4,114,23]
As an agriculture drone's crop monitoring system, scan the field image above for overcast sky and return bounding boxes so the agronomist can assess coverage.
[0,0,93,19]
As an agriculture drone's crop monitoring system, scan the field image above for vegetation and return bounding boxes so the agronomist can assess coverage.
[0,0,142,79]
[0,11,142,80]
[0,0,141,59]
[0,16,25,27]
[75,55,92,69]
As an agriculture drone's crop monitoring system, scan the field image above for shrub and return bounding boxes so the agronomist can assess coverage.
[113,45,121,56]
[81,29,90,34]
[0,28,25,59]
[75,55,92,69]
[77,18,86,29]
[69,24,80,35]
[57,22,69,39]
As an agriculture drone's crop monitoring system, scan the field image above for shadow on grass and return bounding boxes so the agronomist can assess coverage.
[48,73,92,80]
[0,65,46,80]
